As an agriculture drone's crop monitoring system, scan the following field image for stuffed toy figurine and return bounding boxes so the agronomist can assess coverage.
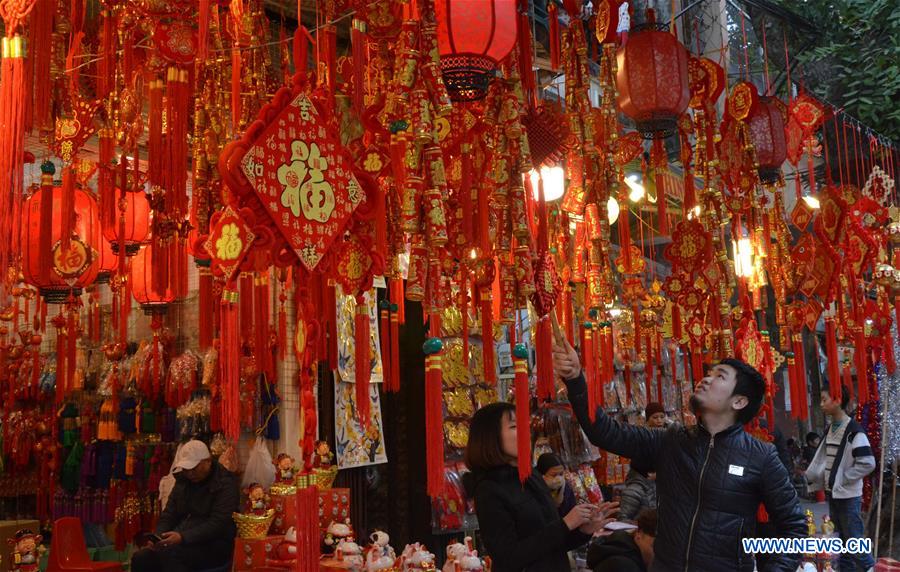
[323,520,354,555]
[7,529,44,572]
[365,531,396,571]
[400,543,436,571]
[245,482,270,515]
[266,526,297,569]
[313,440,335,468]
[274,453,296,484]
[336,536,364,570]
[442,538,484,572]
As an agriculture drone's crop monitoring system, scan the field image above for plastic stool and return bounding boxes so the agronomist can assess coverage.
[45,517,123,572]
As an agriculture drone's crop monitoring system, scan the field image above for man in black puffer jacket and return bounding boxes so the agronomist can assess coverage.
[552,335,805,572]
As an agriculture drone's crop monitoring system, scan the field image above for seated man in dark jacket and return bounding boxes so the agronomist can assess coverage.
[132,440,239,572]
[552,328,806,572]
[588,509,657,572]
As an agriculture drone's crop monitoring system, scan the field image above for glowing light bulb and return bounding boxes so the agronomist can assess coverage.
[625,175,645,202]
[802,195,821,209]
[607,197,620,224]
[733,238,754,278]
[528,165,566,201]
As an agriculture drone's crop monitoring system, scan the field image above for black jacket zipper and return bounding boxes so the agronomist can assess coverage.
[685,434,714,572]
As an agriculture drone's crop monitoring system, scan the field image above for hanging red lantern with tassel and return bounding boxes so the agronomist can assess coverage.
[101,186,151,256]
[21,162,101,302]
[131,245,179,311]
[434,0,518,101]
[747,97,788,184]
[616,10,690,139]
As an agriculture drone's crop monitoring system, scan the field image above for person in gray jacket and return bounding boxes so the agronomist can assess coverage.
[806,386,876,572]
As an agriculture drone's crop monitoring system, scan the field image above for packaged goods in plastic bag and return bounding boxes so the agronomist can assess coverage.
[242,436,276,489]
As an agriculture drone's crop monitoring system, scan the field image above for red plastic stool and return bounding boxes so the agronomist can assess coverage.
[45,517,123,572]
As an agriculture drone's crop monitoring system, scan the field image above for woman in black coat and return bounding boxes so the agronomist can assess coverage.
[464,402,615,572]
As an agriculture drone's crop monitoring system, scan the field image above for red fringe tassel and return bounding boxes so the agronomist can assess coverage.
[513,343,531,483]
[424,320,446,498]
[825,318,841,400]
[535,317,554,400]
[294,486,320,572]
[481,296,496,385]
[220,295,241,441]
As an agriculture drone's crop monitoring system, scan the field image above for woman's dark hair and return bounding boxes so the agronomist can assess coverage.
[636,509,658,536]
[536,453,563,475]
[465,402,516,472]
[720,358,766,425]
[805,431,820,445]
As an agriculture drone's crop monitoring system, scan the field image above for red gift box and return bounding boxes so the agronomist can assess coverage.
[319,488,351,531]
[234,535,283,571]
[271,491,298,535]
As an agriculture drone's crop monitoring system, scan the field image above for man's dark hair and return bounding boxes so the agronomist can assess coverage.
[721,358,765,425]
[635,508,657,536]
[820,384,851,410]
[465,402,516,472]
[805,431,819,445]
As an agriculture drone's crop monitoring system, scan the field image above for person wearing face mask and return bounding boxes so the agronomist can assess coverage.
[463,402,619,571]
[536,453,577,517]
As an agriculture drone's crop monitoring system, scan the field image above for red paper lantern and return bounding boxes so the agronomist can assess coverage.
[131,245,178,312]
[21,162,101,302]
[616,10,690,138]
[747,97,787,183]
[101,188,151,256]
[95,235,117,284]
[435,0,518,101]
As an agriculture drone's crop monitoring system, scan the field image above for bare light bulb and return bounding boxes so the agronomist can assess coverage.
[528,165,566,202]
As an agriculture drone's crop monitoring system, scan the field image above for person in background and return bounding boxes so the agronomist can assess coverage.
[536,452,578,518]
[588,509,657,572]
[619,403,665,521]
[131,440,240,572]
[759,418,793,473]
[806,386,876,572]
[552,326,805,572]
[802,432,821,466]
[463,402,618,572]
[644,403,666,429]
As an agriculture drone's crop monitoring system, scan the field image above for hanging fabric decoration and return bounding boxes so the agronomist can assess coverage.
[513,341,531,483]
[0,0,38,283]
[423,331,445,498]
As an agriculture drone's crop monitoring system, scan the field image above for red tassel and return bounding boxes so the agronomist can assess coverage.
[602,326,615,386]
[535,317,554,400]
[31,0,53,131]
[325,280,338,370]
[198,0,210,62]
[355,296,371,427]
[513,343,531,483]
[672,304,682,341]
[294,486,320,572]
[792,335,808,420]
[652,140,669,235]
[390,306,400,392]
[424,321,446,498]
[379,302,391,392]
[825,317,841,400]
[517,4,537,107]
[855,329,868,405]
[66,305,77,393]
[548,2,560,70]
[645,335,654,405]
[583,324,596,422]
[350,20,367,114]
[691,350,703,383]
[220,292,241,441]
[594,330,605,408]
[623,364,632,407]
[199,268,213,350]
[231,47,242,130]
[481,295,496,384]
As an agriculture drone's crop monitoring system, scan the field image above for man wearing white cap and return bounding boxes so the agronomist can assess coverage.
[131,440,240,572]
